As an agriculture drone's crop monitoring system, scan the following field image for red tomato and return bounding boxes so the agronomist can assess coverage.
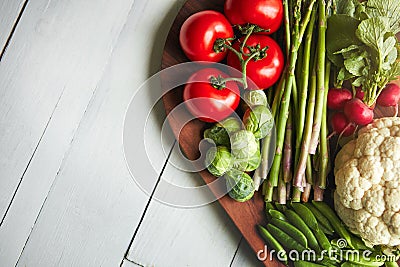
[183,68,240,122]
[224,0,283,34]
[227,35,284,90]
[179,11,234,62]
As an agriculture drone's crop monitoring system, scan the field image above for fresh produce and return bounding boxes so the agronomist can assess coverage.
[183,68,240,122]
[258,202,398,266]
[327,88,353,110]
[224,0,284,34]
[227,35,284,89]
[179,10,234,62]
[204,117,243,147]
[343,98,374,126]
[377,83,400,108]
[326,0,400,107]
[334,117,400,247]
[330,112,356,137]
[205,146,233,177]
[232,150,261,172]
[242,90,269,107]
[230,130,259,159]
[225,169,255,202]
[201,92,273,202]
[243,105,274,139]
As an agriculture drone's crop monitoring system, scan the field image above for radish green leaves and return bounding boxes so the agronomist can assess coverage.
[327,0,400,106]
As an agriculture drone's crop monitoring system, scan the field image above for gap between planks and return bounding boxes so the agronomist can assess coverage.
[0,0,29,62]
[122,140,176,263]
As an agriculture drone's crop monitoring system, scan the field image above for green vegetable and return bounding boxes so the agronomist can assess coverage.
[327,0,400,106]
[294,261,327,267]
[204,126,230,148]
[291,203,319,231]
[304,202,335,233]
[265,202,276,220]
[230,130,258,159]
[232,149,261,172]
[243,90,268,107]
[284,209,320,252]
[225,169,255,202]
[258,225,288,265]
[243,105,274,139]
[217,117,242,134]
[270,217,309,248]
[269,209,288,222]
[204,117,242,148]
[314,228,332,251]
[204,146,232,177]
[312,201,355,249]
[267,224,307,252]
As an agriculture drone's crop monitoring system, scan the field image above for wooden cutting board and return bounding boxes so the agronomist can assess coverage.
[161,0,281,266]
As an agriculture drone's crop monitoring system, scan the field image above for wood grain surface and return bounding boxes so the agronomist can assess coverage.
[161,1,282,266]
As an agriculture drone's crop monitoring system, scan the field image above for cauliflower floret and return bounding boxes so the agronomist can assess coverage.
[334,117,400,247]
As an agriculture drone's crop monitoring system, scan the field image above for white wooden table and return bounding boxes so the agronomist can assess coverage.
[0,0,263,266]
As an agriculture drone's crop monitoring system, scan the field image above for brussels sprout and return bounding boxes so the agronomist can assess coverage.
[204,117,242,148]
[232,149,261,172]
[225,169,255,202]
[204,126,230,147]
[243,105,274,139]
[243,90,268,107]
[205,146,233,177]
[217,117,242,134]
[230,130,258,159]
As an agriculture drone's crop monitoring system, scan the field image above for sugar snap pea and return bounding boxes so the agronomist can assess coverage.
[314,228,332,251]
[304,202,335,233]
[318,221,334,235]
[312,201,355,249]
[265,202,276,220]
[284,209,320,252]
[292,203,319,231]
[341,261,384,267]
[351,236,369,250]
[270,217,308,248]
[257,225,288,265]
[269,209,288,222]
[275,203,287,212]
[384,261,399,267]
[267,224,307,252]
[294,260,327,267]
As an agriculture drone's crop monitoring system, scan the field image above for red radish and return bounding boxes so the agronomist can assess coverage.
[355,87,365,100]
[343,98,374,126]
[331,112,356,137]
[376,83,400,107]
[327,88,352,110]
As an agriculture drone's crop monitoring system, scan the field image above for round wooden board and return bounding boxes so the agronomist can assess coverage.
[160,1,281,266]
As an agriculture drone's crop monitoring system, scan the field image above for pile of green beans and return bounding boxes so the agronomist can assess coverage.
[258,201,397,266]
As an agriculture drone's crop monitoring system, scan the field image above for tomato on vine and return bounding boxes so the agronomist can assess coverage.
[179,10,234,62]
[224,0,283,34]
[227,35,284,90]
[183,68,240,122]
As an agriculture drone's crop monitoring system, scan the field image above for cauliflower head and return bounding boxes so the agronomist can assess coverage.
[334,117,400,247]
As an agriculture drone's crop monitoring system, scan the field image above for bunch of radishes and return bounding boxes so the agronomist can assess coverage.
[327,83,400,137]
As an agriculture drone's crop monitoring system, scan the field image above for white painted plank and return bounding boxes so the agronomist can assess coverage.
[231,239,263,267]
[126,144,242,267]
[0,0,25,52]
[0,0,135,216]
[15,0,187,266]
[121,259,142,267]
[0,0,137,265]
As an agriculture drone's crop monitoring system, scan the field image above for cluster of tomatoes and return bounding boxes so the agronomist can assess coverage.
[179,0,285,123]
